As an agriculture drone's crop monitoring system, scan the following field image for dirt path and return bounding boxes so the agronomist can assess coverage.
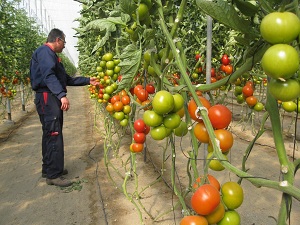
[0,86,300,225]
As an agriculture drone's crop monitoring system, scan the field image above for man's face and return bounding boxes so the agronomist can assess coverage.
[55,37,66,53]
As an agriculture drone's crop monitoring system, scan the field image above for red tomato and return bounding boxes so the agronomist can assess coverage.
[180,215,208,225]
[211,68,216,77]
[144,125,150,134]
[145,83,155,94]
[133,132,146,144]
[221,54,230,65]
[191,184,220,215]
[134,84,143,96]
[188,96,211,122]
[208,104,232,129]
[213,129,234,153]
[134,119,146,133]
[110,95,120,104]
[242,85,254,97]
[136,88,149,102]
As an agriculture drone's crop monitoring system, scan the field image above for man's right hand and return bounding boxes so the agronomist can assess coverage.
[60,96,70,111]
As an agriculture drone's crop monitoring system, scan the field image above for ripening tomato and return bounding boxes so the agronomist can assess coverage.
[194,122,209,143]
[121,95,131,105]
[205,202,225,224]
[245,96,258,107]
[180,215,208,225]
[224,64,233,75]
[221,181,244,210]
[191,184,221,215]
[213,129,234,153]
[253,102,264,112]
[113,101,124,112]
[207,152,227,171]
[260,12,300,44]
[208,104,232,129]
[188,96,211,122]
[193,174,221,191]
[130,143,144,153]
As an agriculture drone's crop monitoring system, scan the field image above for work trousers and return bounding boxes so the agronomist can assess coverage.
[34,92,64,179]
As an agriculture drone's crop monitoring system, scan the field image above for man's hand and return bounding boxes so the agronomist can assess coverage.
[60,96,70,111]
[90,77,100,86]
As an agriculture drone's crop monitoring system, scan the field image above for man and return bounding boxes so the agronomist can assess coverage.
[30,28,99,187]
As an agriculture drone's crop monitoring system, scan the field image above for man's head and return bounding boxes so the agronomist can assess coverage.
[46,28,66,53]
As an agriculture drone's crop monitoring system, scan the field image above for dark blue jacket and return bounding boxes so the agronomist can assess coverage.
[30,44,89,99]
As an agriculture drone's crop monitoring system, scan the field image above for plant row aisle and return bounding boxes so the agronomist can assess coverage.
[77,0,299,224]
[0,0,76,121]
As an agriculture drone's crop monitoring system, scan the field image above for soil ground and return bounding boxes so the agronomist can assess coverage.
[0,86,299,225]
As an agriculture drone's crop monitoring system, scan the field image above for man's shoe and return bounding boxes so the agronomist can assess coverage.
[42,169,68,178]
[46,176,73,187]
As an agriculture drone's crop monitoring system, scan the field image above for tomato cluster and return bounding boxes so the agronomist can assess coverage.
[189,95,234,171]
[260,12,300,102]
[130,119,150,153]
[233,80,264,112]
[184,175,243,225]
[105,90,131,127]
[131,83,155,109]
[88,52,121,103]
[142,90,187,140]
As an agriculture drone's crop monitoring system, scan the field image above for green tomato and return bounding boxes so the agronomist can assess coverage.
[221,182,244,210]
[217,210,241,225]
[105,86,114,95]
[114,111,125,121]
[150,125,167,140]
[171,93,185,112]
[143,110,163,127]
[253,102,264,112]
[119,118,128,127]
[207,152,227,171]
[260,12,300,44]
[174,121,188,137]
[106,61,115,70]
[163,113,181,129]
[282,101,297,112]
[152,90,174,115]
[102,52,113,61]
[268,78,300,102]
[261,44,299,80]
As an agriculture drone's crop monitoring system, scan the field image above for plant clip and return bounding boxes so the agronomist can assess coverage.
[195,106,208,120]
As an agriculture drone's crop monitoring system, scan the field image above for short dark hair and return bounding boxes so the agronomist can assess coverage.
[46,28,65,43]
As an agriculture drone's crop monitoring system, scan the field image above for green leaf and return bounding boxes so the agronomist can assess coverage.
[195,0,258,39]
[115,44,142,93]
[232,0,259,17]
[119,0,137,15]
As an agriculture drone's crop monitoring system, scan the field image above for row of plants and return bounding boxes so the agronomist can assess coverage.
[0,0,77,119]
[75,0,300,224]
